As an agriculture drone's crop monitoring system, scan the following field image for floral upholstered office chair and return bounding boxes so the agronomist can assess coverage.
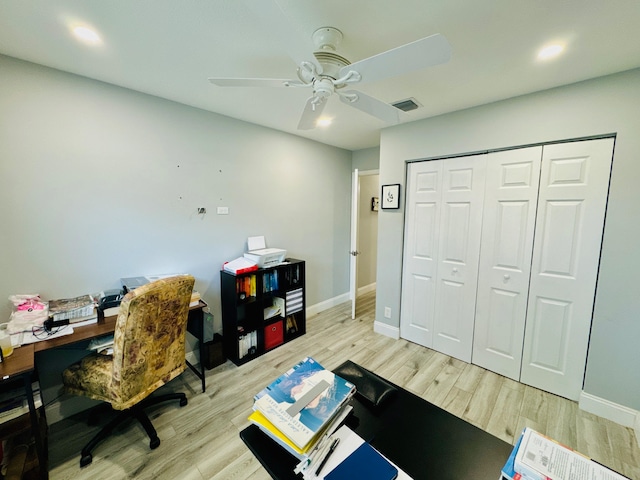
[62,274,195,467]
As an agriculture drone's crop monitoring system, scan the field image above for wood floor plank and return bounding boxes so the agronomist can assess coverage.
[46,290,640,479]
[462,370,504,430]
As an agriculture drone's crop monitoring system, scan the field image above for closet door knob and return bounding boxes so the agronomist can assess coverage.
[503,274,511,282]
[452,267,459,274]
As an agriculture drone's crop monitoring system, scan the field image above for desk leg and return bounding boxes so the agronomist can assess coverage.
[23,373,48,479]
[186,307,206,393]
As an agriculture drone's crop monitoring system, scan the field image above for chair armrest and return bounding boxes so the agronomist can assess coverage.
[333,360,397,408]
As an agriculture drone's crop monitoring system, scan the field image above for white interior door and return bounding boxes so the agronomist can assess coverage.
[472,147,542,379]
[401,155,486,362]
[520,138,614,400]
[400,160,444,346]
[349,169,359,319]
[432,155,487,362]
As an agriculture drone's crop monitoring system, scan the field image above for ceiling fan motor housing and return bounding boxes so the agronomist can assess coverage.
[312,27,351,80]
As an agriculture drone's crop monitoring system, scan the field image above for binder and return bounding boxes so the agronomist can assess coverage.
[324,442,398,480]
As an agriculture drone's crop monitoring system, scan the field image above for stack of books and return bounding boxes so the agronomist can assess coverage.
[249,357,355,463]
[501,428,628,480]
[48,294,97,325]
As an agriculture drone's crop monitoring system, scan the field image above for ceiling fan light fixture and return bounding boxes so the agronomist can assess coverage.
[316,118,332,128]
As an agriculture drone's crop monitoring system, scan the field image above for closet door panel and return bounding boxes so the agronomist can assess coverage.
[433,155,486,362]
[521,138,614,400]
[472,147,542,380]
[400,161,443,346]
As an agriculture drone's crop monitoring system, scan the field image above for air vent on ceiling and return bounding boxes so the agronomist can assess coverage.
[391,97,422,112]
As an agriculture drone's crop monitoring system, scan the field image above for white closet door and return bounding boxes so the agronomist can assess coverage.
[432,155,487,362]
[520,138,614,400]
[472,147,542,379]
[400,160,444,346]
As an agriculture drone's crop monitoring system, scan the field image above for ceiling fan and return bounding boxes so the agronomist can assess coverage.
[208,1,452,130]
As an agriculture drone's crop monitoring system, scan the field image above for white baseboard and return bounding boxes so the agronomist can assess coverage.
[579,391,640,443]
[306,293,350,317]
[373,320,399,339]
[357,282,376,296]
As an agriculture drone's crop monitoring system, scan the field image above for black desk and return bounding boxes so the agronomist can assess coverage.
[240,366,512,480]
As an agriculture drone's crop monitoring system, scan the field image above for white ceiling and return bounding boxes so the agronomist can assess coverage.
[1,1,640,151]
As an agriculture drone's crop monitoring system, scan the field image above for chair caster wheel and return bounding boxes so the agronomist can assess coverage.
[80,453,93,467]
[180,397,188,407]
[150,437,160,449]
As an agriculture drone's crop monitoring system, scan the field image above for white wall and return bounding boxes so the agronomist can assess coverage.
[375,68,640,411]
[0,54,353,419]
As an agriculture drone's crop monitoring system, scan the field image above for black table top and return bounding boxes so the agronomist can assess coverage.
[240,366,512,480]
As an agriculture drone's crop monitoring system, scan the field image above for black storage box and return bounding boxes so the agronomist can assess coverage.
[202,333,225,370]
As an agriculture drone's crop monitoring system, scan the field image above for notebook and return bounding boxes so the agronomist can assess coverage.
[324,442,398,480]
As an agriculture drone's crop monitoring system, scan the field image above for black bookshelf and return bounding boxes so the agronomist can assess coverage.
[220,259,305,365]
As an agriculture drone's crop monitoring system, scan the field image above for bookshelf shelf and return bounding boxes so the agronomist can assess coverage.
[221,259,306,365]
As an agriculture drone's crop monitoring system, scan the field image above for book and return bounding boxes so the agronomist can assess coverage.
[253,357,355,449]
[325,441,398,480]
[223,257,258,274]
[501,430,524,480]
[48,294,95,321]
[248,403,353,460]
[514,428,628,480]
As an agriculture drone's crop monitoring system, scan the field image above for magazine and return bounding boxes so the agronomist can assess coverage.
[253,357,355,449]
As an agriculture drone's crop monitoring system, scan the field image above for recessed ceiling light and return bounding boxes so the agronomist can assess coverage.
[72,25,102,45]
[316,118,332,128]
[537,43,564,61]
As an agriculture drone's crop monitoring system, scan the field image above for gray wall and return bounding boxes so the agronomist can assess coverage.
[352,147,380,171]
[0,54,352,334]
[376,68,640,411]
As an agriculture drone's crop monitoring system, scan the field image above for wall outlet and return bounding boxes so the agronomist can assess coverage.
[384,307,391,319]
[217,206,229,215]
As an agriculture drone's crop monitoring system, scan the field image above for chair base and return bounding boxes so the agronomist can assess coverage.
[79,392,188,467]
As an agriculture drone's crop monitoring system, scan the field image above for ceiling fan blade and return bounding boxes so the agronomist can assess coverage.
[340,33,451,85]
[339,90,401,125]
[297,97,327,130]
[208,77,303,88]
[243,0,321,71]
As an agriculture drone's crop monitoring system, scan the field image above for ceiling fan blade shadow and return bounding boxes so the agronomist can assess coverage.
[243,0,321,71]
[340,33,451,85]
[208,77,302,88]
[340,90,401,125]
[297,97,327,130]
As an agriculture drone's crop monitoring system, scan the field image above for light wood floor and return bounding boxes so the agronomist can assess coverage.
[48,291,640,479]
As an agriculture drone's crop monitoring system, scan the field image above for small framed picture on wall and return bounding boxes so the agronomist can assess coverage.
[381,184,400,209]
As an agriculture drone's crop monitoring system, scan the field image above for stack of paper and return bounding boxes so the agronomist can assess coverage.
[501,428,628,480]
[249,357,355,461]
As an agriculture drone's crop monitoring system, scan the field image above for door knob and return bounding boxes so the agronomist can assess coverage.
[503,274,511,282]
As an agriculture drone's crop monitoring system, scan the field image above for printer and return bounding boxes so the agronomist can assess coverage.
[243,236,286,268]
